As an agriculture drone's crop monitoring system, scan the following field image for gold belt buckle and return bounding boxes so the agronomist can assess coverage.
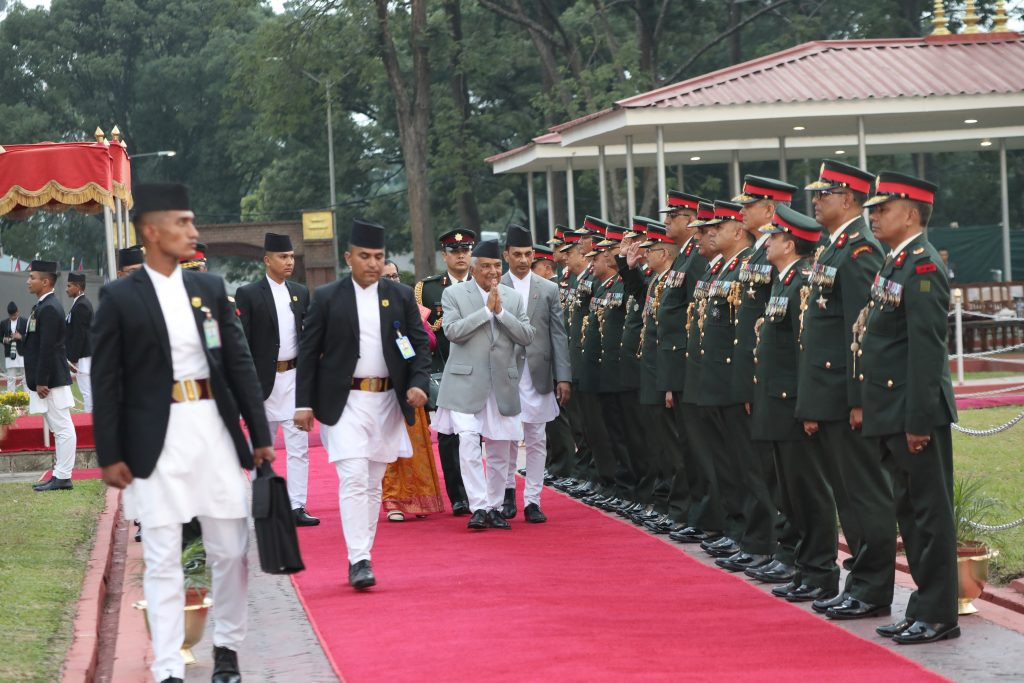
[361,377,382,392]
[185,379,197,401]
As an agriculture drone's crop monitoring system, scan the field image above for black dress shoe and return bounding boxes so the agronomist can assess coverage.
[705,540,741,558]
[33,477,72,492]
[134,522,143,543]
[812,591,848,614]
[467,509,488,529]
[876,617,914,638]
[500,488,517,519]
[716,552,771,573]
[293,507,321,526]
[825,597,891,620]
[348,560,376,590]
[892,620,960,644]
[212,645,242,683]
[785,584,837,603]
[487,509,511,530]
[517,467,527,476]
[452,500,471,516]
[745,559,779,578]
[524,503,547,523]
[750,562,797,584]
[701,535,732,551]
[771,580,800,597]
[669,527,706,543]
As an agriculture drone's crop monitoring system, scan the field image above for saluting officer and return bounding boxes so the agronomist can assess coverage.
[860,172,959,645]
[752,206,840,601]
[415,228,476,516]
[796,160,896,618]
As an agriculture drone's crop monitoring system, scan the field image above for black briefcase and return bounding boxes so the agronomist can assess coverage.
[252,462,305,574]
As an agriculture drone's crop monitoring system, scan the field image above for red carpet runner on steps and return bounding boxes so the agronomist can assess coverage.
[290,444,944,682]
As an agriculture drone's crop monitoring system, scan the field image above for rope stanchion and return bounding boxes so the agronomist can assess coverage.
[963,515,1024,532]
[956,383,1024,398]
[963,341,1024,358]
[952,407,1024,434]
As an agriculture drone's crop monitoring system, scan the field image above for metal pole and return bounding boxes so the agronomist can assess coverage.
[778,136,788,182]
[857,116,867,171]
[598,146,608,221]
[656,126,667,211]
[527,172,537,242]
[730,151,741,197]
[545,167,555,233]
[676,164,684,191]
[103,205,116,281]
[999,138,1012,280]
[626,135,636,220]
[113,197,123,249]
[566,158,576,234]
[954,288,964,385]
[326,80,339,279]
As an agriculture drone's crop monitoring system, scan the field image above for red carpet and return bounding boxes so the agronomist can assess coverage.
[1,413,95,451]
[289,445,945,682]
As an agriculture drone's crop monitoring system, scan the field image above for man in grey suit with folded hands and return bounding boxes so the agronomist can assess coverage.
[434,239,535,531]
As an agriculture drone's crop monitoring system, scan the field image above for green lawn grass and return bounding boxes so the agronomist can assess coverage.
[0,480,106,681]
[953,406,1024,583]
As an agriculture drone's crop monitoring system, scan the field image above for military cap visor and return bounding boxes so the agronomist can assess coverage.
[439,228,477,249]
[759,204,823,243]
[659,190,704,213]
[688,202,716,228]
[734,175,798,205]
[532,244,555,262]
[702,201,744,226]
[805,159,874,194]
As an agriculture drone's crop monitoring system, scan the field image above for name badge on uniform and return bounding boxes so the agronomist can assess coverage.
[28,318,36,333]
[200,307,222,349]
[395,322,415,360]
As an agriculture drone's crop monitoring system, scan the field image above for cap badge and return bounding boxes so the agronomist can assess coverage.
[454,233,463,242]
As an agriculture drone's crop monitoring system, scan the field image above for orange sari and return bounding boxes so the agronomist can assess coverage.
[381,405,445,515]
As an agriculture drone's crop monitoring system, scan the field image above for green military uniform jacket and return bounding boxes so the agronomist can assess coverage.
[751,258,810,442]
[618,256,649,392]
[697,246,753,407]
[597,274,627,394]
[858,234,957,437]
[638,268,666,405]
[731,238,774,404]
[681,256,723,405]
[795,217,883,422]
[655,237,708,392]
[566,267,595,384]
[415,271,472,373]
[578,272,610,393]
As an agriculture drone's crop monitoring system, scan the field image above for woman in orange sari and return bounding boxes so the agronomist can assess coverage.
[381,265,445,521]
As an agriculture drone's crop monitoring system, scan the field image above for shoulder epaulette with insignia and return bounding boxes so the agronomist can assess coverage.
[227,295,235,303]
[894,250,908,268]
[421,273,443,282]
[728,257,740,271]
[783,268,797,285]
[710,260,723,275]
[684,241,695,257]
[835,232,849,249]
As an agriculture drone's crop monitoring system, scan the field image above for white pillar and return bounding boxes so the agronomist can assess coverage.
[857,116,867,171]
[545,167,555,234]
[625,135,636,220]
[999,138,1012,280]
[656,125,667,211]
[103,205,116,281]
[778,137,788,182]
[565,158,576,232]
[598,146,608,221]
[954,288,965,385]
[526,172,536,242]
[730,151,741,198]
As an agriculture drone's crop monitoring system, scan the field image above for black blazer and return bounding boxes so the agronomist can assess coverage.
[90,267,272,478]
[296,276,431,426]
[235,277,309,400]
[1,316,28,359]
[66,295,94,363]
[24,293,72,389]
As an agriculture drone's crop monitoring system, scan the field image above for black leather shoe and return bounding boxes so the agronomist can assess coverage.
[705,540,741,558]
[134,521,143,543]
[891,620,960,644]
[669,527,707,543]
[517,467,527,476]
[716,552,771,573]
[293,507,320,526]
[452,500,471,516]
[212,645,242,683]
[785,585,837,603]
[825,597,891,620]
[500,488,517,519]
[750,562,797,584]
[745,559,779,578]
[487,509,511,530]
[348,560,376,590]
[467,509,488,529]
[771,580,800,598]
[524,503,547,523]
[812,592,848,614]
[598,497,624,511]
[701,535,732,551]
[876,617,914,638]
[33,477,72,492]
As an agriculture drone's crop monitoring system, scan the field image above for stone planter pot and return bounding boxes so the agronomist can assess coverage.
[133,588,213,664]
[957,542,999,615]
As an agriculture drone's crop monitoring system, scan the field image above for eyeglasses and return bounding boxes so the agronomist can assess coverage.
[814,189,849,199]
[382,273,401,280]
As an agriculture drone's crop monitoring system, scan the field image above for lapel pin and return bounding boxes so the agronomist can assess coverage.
[381,299,390,308]
[191,297,202,308]
[292,295,298,301]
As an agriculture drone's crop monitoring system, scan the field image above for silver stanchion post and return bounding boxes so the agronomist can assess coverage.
[954,288,964,386]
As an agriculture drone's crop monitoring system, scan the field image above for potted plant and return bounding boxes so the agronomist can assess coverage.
[0,390,29,416]
[133,539,213,664]
[953,475,1000,615]
[0,403,17,444]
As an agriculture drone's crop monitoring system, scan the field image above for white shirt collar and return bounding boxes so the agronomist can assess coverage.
[829,216,860,244]
[754,233,771,250]
[266,274,288,290]
[707,254,724,269]
[679,235,694,252]
[509,270,530,284]
[355,279,379,295]
[38,290,54,302]
[889,232,924,258]
[777,259,800,282]
[448,271,468,284]
[144,263,182,284]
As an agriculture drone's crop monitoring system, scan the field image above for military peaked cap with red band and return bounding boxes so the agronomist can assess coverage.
[735,175,798,205]
[660,190,704,213]
[688,201,716,227]
[703,200,744,225]
[439,228,477,248]
[639,221,673,247]
[547,225,568,245]
[625,216,658,239]
[760,203,823,244]
[597,222,626,246]
[180,242,207,270]
[532,244,555,262]
[863,171,938,208]
[576,215,608,237]
[805,159,874,195]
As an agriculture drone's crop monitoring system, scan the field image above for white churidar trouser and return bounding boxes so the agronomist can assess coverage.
[4,366,24,391]
[458,433,514,512]
[336,459,389,564]
[504,421,547,506]
[76,356,92,412]
[29,387,76,479]
[143,517,248,682]
[267,419,308,509]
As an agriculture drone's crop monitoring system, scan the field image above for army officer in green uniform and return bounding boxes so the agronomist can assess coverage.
[860,172,959,645]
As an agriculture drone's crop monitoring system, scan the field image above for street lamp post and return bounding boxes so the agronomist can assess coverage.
[132,150,176,159]
[301,70,340,279]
